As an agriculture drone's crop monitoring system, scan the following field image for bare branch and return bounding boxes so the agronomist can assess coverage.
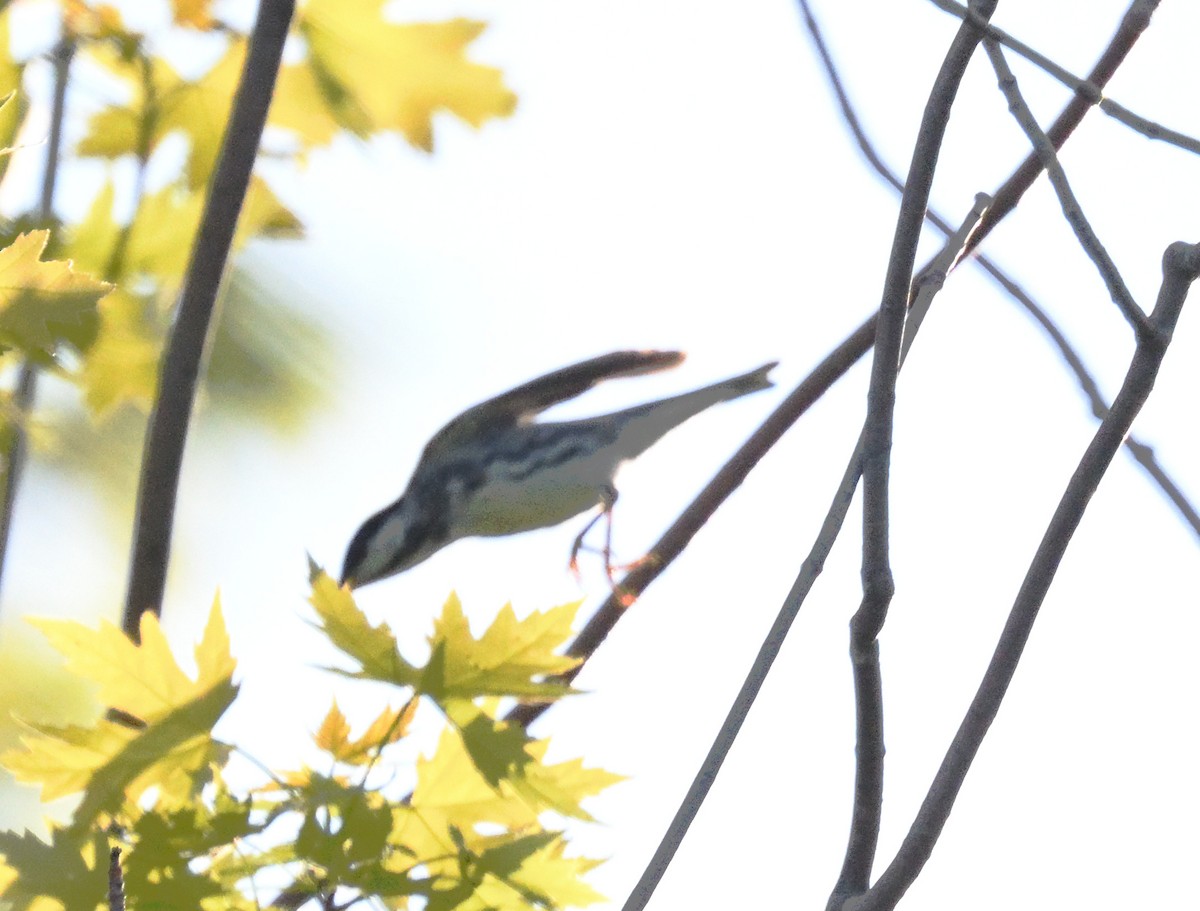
[516,0,1168,731]
[0,37,74,606]
[123,0,295,638]
[928,0,1200,157]
[840,4,999,903]
[800,0,1200,542]
[901,192,991,366]
[985,40,1148,333]
[968,0,1160,258]
[107,847,125,911]
[506,317,877,730]
[852,241,1199,911]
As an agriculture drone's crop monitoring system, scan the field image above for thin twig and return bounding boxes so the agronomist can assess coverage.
[984,39,1148,334]
[610,198,985,911]
[966,0,1160,259]
[0,37,74,605]
[927,0,1200,157]
[851,241,1199,911]
[800,0,1200,540]
[514,0,1165,730]
[901,192,991,366]
[122,0,295,638]
[108,846,125,911]
[506,317,878,729]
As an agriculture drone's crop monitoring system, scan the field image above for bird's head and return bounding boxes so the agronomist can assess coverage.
[339,495,450,589]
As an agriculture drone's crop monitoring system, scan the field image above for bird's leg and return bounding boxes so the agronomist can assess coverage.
[568,486,619,580]
[600,485,618,583]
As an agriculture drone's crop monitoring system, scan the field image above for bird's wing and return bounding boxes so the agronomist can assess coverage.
[421,350,686,459]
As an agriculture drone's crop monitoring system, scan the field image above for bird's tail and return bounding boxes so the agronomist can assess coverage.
[607,361,777,459]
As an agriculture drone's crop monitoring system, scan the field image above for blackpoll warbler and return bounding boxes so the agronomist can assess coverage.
[340,350,776,588]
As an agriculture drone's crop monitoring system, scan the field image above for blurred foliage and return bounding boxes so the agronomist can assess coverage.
[0,581,617,909]
[39,258,333,507]
[0,0,516,502]
[0,0,521,883]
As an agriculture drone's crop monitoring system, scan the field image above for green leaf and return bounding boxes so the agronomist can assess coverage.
[308,570,422,686]
[78,40,245,189]
[441,698,535,791]
[283,1,516,151]
[424,593,581,701]
[0,827,110,911]
[77,290,161,416]
[2,598,238,828]
[410,724,540,832]
[69,680,236,831]
[0,11,27,185]
[26,593,236,723]
[0,231,109,359]
[313,698,416,765]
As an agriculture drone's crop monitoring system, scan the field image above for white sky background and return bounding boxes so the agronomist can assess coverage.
[4,0,1200,908]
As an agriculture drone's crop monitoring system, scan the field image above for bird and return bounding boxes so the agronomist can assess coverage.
[340,350,777,589]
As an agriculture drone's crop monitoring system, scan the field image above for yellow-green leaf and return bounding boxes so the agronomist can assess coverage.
[64,180,120,279]
[314,699,416,765]
[308,570,422,686]
[26,594,235,724]
[0,11,26,184]
[514,740,625,823]
[78,40,245,189]
[440,698,535,791]
[0,827,110,911]
[2,718,139,802]
[79,290,161,416]
[289,0,516,150]
[172,0,215,29]
[0,230,109,358]
[409,724,540,833]
[424,594,581,701]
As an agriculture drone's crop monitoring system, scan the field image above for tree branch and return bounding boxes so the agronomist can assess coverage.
[985,39,1148,333]
[122,0,295,638]
[506,317,878,730]
[799,0,1200,541]
[513,0,1165,732]
[927,0,1199,157]
[965,0,1160,260]
[839,4,998,903]
[851,240,1199,911]
[0,37,74,606]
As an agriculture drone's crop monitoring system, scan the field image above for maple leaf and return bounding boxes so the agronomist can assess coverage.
[409,724,540,833]
[171,0,215,29]
[516,740,625,823]
[308,570,422,686]
[314,699,417,765]
[284,0,516,151]
[424,594,581,701]
[486,837,606,910]
[0,827,111,911]
[64,179,121,279]
[0,231,109,359]
[28,593,235,722]
[78,289,161,416]
[440,698,537,793]
[78,41,245,189]
[1,597,238,825]
[423,831,606,911]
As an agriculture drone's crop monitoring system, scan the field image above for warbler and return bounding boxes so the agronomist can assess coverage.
[340,350,776,588]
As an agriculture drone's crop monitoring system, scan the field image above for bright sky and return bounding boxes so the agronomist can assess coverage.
[5,1,1200,909]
